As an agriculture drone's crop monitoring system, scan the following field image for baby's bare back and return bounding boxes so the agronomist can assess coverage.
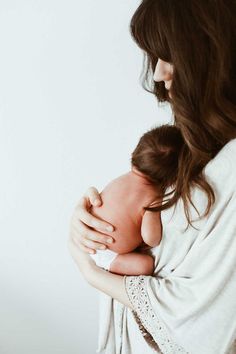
[90,171,160,254]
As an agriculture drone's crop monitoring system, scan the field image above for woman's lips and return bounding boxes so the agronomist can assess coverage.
[164,82,171,90]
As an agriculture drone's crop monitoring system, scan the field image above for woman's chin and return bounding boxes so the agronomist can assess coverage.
[168,90,172,99]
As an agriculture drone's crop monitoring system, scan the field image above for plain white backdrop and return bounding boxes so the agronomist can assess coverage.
[0,1,172,353]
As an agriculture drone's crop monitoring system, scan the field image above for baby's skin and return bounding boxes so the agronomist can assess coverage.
[90,167,162,275]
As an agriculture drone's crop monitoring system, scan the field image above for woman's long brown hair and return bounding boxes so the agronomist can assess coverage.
[130,0,236,228]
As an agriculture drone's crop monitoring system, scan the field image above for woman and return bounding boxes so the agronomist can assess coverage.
[68,1,236,353]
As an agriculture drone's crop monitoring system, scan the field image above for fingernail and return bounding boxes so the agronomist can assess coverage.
[107,238,113,244]
[99,245,106,250]
[94,199,101,206]
[106,226,114,232]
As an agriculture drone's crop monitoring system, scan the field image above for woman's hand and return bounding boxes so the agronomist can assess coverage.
[69,186,115,254]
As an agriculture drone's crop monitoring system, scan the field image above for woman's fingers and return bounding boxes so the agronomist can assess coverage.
[72,219,113,247]
[82,237,107,251]
[69,186,115,255]
[69,235,96,255]
[75,195,114,234]
[86,186,102,206]
[70,216,114,252]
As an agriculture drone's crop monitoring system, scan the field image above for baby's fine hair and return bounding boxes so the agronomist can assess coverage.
[131,124,185,195]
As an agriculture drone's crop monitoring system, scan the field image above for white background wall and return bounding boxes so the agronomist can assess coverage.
[0,1,172,353]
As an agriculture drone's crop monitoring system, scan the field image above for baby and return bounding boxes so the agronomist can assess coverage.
[90,124,184,275]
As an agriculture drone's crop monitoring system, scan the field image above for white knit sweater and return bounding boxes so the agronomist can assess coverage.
[96,138,236,354]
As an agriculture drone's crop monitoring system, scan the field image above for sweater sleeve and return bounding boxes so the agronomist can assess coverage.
[124,275,190,353]
[124,141,236,354]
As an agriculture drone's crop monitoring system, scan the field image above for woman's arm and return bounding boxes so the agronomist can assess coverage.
[68,235,134,309]
[68,186,135,308]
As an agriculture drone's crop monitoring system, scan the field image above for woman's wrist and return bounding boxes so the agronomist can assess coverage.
[84,262,102,284]
[68,238,133,308]
[81,256,98,277]
[68,237,97,275]
[85,264,134,309]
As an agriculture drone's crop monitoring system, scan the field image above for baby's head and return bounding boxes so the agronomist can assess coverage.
[131,124,184,192]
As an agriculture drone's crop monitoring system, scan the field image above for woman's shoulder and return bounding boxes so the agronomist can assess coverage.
[204,137,236,190]
[161,138,236,231]
[207,138,236,167]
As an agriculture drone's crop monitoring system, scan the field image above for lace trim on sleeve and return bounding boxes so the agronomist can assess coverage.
[124,275,189,354]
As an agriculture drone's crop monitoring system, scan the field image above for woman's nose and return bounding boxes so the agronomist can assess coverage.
[153,59,173,83]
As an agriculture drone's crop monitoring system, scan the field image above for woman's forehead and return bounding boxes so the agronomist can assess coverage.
[130,2,172,62]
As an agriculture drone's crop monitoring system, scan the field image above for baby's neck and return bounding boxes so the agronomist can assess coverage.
[131,166,150,180]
